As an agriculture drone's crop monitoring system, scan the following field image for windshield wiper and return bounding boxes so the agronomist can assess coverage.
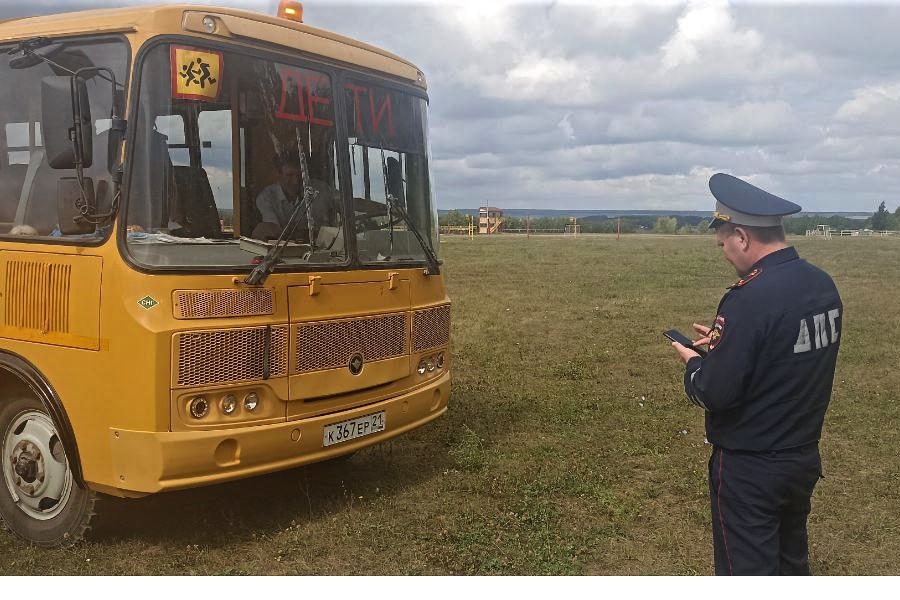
[385,196,440,276]
[243,148,317,286]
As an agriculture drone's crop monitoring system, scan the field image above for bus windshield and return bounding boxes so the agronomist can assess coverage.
[125,43,439,270]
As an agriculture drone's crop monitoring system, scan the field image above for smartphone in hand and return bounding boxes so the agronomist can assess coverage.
[664,329,708,357]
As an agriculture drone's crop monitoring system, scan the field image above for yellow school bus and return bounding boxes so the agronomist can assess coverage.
[0,3,450,546]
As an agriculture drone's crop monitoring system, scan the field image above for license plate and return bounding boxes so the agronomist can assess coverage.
[323,411,385,447]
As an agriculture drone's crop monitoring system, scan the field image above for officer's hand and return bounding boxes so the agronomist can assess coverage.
[671,342,700,364]
[692,323,712,346]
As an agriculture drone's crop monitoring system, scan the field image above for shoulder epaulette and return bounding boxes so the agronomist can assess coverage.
[727,268,762,290]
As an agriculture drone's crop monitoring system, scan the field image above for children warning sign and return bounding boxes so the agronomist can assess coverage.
[171,46,222,100]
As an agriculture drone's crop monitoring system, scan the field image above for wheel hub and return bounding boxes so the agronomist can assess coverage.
[11,441,45,492]
[2,410,71,519]
[14,447,38,481]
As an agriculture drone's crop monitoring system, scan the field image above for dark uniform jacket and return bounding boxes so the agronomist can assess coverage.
[684,247,842,451]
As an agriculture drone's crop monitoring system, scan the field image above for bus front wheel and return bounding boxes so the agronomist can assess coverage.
[0,396,96,547]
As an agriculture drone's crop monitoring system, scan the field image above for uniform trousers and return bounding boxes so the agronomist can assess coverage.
[708,444,822,575]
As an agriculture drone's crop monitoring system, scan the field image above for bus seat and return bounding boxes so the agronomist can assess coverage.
[171,166,222,239]
[129,129,173,231]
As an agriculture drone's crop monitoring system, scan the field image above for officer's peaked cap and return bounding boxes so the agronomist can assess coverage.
[708,173,801,229]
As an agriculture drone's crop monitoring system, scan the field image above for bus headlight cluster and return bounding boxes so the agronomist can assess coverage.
[189,392,261,419]
[416,352,445,376]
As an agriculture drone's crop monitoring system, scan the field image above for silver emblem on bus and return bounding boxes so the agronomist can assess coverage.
[348,353,364,375]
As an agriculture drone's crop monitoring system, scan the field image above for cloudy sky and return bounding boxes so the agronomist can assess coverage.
[3,0,900,212]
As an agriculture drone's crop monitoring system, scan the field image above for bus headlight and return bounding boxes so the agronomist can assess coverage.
[189,396,210,419]
[436,353,444,369]
[243,393,260,412]
[221,394,237,415]
[417,360,427,375]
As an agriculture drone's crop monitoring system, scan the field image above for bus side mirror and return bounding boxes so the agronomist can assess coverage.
[41,75,93,170]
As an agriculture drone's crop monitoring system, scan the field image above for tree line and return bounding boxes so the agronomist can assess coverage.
[439,205,900,234]
[438,210,712,234]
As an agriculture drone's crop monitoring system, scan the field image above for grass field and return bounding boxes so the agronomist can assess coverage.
[1,234,898,575]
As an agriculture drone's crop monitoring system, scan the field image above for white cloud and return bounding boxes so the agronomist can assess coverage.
[504,53,584,99]
[557,112,576,141]
[451,4,517,51]
[661,0,746,69]
[606,99,801,144]
[834,82,900,126]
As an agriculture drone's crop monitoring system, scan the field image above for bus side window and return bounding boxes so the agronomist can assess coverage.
[5,121,33,165]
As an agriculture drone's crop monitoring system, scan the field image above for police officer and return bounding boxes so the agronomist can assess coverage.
[671,173,843,575]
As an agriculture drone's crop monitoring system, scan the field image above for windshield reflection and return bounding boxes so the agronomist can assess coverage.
[125,43,437,271]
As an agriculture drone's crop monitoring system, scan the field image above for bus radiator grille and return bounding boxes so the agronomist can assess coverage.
[295,313,408,373]
[175,325,289,387]
[412,304,451,353]
[173,289,274,319]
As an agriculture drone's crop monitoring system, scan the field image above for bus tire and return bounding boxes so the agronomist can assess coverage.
[0,395,96,547]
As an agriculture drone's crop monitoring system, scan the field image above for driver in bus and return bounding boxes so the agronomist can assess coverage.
[253,152,336,242]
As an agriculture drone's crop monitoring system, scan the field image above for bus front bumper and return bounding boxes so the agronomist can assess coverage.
[103,372,449,494]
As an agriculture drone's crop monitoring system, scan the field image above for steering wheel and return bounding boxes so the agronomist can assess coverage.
[352,197,404,231]
[354,213,405,233]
